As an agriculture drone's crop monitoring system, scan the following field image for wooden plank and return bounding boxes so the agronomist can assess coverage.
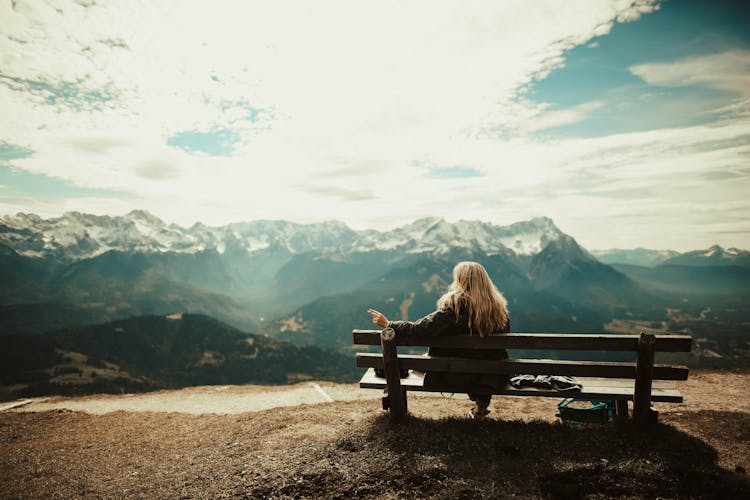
[352,330,692,352]
[380,328,406,419]
[634,332,657,425]
[567,378,674,389]
[358,369,683,403]
[502,385,681,402]
[563,377,675,389]
[355,353,689,380]
[360,368,427,390]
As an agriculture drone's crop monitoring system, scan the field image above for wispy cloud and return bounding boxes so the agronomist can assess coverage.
[630,50,750,122]
[493,100,605,135]
[295,183,376,202]
[313,157,391,179]
[134,160,181,180]
[630,50,750,96]
[66,137,129,154]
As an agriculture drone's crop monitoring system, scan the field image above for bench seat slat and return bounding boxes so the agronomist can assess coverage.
[358,369,683,403]
[352,330,692,352]
[355,353,689,380]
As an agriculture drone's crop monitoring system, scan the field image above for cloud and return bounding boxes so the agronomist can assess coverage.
[316,158,392,179]
[0,1,660,181]
[3,0,749,250]
[67,137,129,154]
[296,183,376,202]
[630,50,750,96]
[497,100,605,134]
[134,160,181,180]
[616,0,660,22]
[0,72,120,111]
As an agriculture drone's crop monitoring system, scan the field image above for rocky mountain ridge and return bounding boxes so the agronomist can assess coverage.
[0,211,564,261]
[4,211,746,268]
[591,248,681,267]
[593,245,750,268]
[664,244,750,268]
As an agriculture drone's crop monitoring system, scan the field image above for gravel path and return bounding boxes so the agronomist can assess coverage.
[7,382,383,415]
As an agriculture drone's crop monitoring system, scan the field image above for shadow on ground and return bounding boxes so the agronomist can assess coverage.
[249,410,750,499]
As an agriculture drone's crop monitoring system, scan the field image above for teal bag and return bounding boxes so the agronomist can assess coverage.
[556,398,616,424]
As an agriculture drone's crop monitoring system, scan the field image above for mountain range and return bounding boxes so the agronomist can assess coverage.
[0,211,638,331]
[1,210,567,261]
[3,210,747,267]
[1,210,749,389]
[592,245,750,268]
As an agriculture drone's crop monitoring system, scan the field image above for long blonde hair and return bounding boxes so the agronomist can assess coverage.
[437,261,509,337]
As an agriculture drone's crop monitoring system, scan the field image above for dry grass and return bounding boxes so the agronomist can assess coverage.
[1,371,749,499]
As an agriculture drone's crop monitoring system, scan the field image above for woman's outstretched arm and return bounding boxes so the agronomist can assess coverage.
[367,308,457,339]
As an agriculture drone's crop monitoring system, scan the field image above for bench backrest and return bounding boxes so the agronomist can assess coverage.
[353,329,691,381]
[353,329,692,352]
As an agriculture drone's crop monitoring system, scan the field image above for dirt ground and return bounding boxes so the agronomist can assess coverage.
[1,370,749,498]
[8,381,379,415]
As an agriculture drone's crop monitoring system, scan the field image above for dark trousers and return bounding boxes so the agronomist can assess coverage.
[425,372,503,409]
[469,393,491,408]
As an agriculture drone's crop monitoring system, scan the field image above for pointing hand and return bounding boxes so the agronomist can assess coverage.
[367,309,389,328]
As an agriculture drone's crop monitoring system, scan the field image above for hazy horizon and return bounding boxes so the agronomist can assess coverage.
[1,0,749,251]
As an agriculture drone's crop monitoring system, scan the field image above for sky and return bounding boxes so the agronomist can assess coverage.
[0,0,749,252]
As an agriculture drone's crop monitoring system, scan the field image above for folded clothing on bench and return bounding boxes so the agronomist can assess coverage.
[510,375,582,392]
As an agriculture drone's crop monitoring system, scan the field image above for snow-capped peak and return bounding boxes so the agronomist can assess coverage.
[493,217,563,255]
[704,244,723,257]
[2,212,43,226]
[353,217,565,256]
[126,209,165,226]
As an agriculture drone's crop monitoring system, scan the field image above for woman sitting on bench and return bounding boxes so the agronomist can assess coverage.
[368,261,510,419]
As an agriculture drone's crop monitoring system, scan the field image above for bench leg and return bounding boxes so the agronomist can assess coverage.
[615,400,628,422]
[380,388,408,415]
[381,328,407,420]
[633,332,656,426]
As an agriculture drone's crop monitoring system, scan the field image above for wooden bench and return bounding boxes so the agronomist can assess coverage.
[353,328,692,425]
